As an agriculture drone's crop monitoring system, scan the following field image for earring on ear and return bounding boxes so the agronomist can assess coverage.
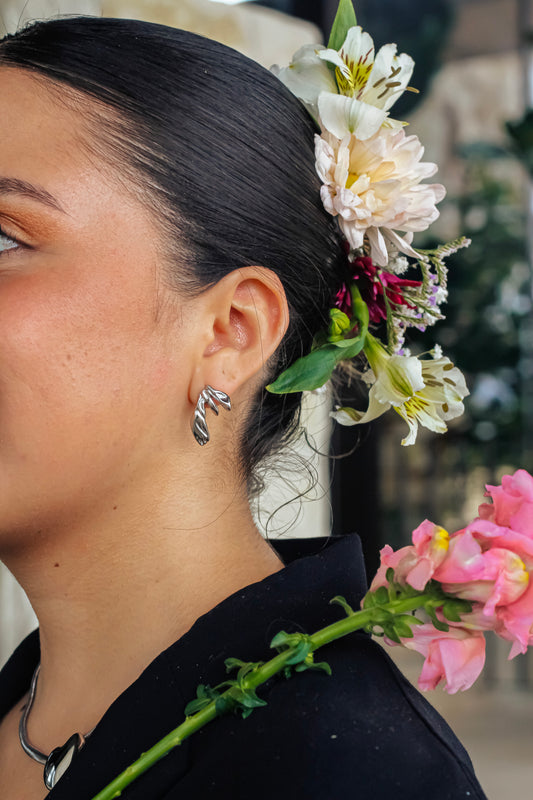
[192,385,232,446]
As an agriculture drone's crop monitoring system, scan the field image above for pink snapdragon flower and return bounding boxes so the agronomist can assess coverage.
[480,469,533,531]
[370,470,533,690]
[398,624,486,694]
[370,520,450,592]
[434,534,529,616]
[434,470,533,656]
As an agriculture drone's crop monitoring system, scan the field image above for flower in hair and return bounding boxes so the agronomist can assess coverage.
[273,24,415,140]
[339,255,422,325]
[267,0,471,446]
[315,128,445,266]
[331,335,468,445]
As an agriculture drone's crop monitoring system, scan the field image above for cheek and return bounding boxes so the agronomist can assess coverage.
[0,259,180,461]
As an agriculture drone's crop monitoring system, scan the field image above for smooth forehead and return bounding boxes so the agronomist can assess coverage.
[0,66,132,214]
[0,65,161,233]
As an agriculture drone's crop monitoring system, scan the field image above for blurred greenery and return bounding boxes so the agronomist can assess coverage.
[410,153,529,466]
[507,108,533,177]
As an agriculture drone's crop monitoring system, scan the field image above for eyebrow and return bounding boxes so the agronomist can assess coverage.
[0,177,66,213]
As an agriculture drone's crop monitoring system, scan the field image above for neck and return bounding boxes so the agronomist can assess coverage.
[2,478,283,753]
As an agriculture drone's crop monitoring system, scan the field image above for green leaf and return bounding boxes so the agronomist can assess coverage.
[393,620,415,639]
[330,595,356,615]
[328,0,357,51]
[270,630,293,650]
[185,684,220,716]
[266,345,340,394]
[362,593,375,609]
[373,586,390,606]
[184,697,211,715]
[214,695,235,715]
[236,688,268,710]
[294,659,333,676]
[268,327,366,393]
[225,658,248,672]
[382,624,401,644]
[284,639,313,666]
[385,568,395,585]
[267,283,369,395]
[371,608,393,626]
[425,605,450,632]
[328,333,366,352]
[441,601,462,623]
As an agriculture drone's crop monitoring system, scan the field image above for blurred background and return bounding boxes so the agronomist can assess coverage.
[1,0,532,795]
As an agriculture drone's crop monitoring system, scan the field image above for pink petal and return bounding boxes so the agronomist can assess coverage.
[400,624,486,694]
[497,578,533,656]
[420,634,486,694]
[433,530,482,583]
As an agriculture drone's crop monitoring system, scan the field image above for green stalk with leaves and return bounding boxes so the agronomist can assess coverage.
[91,577,471,800]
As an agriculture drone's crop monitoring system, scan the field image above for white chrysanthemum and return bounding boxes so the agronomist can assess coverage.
[315,128,445,266]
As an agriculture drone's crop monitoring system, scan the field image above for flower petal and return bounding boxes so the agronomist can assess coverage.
[272,44,337,117]
[364,47,414,111]
[330,386,391,427]
[318,93,388,140]
[339,27,375,70]
[372,354,425,405]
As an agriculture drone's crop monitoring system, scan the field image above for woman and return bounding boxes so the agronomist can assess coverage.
[0,16,487,799]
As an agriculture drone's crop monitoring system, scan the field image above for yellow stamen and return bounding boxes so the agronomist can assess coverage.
[432,526,450,552]
[346,172,360,189]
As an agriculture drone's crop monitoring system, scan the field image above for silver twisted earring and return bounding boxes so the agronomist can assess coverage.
[192,385,232,446]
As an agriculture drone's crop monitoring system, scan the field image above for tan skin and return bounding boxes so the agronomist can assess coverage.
[0,67,289,799]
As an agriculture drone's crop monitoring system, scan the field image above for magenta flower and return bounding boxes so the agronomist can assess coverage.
[334,255,421,324]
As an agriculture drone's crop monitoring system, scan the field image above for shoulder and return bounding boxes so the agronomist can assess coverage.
[176,633,487,800]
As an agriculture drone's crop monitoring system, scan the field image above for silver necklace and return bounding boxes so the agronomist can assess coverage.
[19,664,90,790]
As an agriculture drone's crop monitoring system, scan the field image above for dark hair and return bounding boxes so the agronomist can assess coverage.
[0,16,347,495]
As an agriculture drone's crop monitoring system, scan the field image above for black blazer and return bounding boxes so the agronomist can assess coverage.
[0,536,487,799]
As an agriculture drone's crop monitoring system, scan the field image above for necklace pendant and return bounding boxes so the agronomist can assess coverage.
[43,732,84,790]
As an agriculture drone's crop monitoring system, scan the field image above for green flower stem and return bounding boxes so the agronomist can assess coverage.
[309,594,429,650]
[90,592,433,800]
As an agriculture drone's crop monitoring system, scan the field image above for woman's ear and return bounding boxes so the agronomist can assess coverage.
[188,267,289,404]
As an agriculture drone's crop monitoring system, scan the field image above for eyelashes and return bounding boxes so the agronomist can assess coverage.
[0,225,21,256]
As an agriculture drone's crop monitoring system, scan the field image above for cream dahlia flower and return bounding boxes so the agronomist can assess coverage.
[315,128,445,266]
[331,334,469,446]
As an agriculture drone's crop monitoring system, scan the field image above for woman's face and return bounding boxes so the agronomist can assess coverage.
[0,68,193,545]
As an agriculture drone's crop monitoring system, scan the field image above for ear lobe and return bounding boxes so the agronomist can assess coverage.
[189,267,289,402]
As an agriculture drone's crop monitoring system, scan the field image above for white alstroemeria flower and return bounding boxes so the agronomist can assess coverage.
[315,128,445,266]
[331,335,469,445]
[317,26,414,140]
[272,26,414,140]
[271,44,337,122]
